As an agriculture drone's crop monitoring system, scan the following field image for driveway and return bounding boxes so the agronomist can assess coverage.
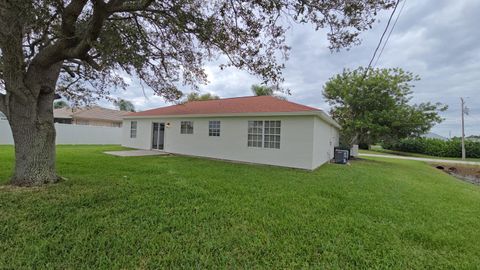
[360,153,480,166]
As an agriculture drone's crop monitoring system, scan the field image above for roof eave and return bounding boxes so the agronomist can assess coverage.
[123,110,341,129]
[123,111,320,119]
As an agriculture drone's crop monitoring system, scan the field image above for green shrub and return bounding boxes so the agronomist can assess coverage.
[382,138,480,158]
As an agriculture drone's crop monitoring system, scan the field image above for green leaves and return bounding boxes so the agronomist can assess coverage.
[113,98,135,112]
[323,67,447,147]
[183,92,219,102]
[1,0,395,105]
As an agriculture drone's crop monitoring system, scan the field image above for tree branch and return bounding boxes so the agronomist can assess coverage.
[31,0,107,69]
[84,55,101,70]
[61,0,88,38]
[107,0,155,13]
[25,11,59,59]
[61,65,76,77]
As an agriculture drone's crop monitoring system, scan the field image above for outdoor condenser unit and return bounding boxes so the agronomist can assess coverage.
[334,149,349,164]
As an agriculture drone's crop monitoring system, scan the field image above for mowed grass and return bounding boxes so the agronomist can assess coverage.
[1,146,480,269]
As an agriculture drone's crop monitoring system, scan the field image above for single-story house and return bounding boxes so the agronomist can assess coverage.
[54,106,129,127]
[122,96,340,170]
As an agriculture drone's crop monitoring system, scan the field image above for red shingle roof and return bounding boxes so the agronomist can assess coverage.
[128,96,321,117]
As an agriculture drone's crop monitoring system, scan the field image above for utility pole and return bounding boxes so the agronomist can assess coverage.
[461,97,467,160]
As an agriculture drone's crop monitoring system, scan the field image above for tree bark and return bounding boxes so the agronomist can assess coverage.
[9,112,58,186]
[1,1,63,186]
[6,64,62,186]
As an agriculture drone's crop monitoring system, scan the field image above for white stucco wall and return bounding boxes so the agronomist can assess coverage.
[312,117,340,169]
[123,115,339,170]
[122,119,152,149]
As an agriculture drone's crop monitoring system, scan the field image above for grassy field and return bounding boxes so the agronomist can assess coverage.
[1,145,480,268]
[362,147,480,162]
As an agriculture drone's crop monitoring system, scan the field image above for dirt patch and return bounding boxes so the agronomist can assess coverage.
[433,163,480,185]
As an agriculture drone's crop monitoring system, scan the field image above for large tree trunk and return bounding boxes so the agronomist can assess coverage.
[1,1,63,186]
[9,111,57,186]
[6,64,62,186]
[8,92,58,186]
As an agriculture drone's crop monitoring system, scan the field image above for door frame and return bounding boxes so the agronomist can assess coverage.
[151,122,165,150]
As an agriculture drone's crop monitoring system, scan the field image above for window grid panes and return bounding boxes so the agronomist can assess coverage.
[130,121,137,138]
[264,121,281,149]
[209,121,221,136]
[247,121,263,147]
[180,121,194,134]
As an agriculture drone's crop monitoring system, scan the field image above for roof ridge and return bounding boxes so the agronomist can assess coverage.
[186,95,321,109]
[187,95,268,102]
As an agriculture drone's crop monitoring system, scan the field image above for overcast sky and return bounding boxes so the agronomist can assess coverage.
[106,0,480,138]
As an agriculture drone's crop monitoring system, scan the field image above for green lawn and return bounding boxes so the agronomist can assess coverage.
[1,145,480,268]
[362,147,480,162]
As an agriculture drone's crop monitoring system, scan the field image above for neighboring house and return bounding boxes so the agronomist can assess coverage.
[53,107,76,124]
[122,96,340,170]
[422,132,448,141]
[54,106,129,127]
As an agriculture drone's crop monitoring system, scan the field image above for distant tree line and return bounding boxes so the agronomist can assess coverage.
[382,138,480,158]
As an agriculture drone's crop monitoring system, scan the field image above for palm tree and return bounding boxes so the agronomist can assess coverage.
[185,92,220,102]
[251,84,274,96]
[114,99,135,112]
[251,84,286,100]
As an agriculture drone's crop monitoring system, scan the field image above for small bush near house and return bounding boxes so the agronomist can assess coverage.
[382,138,480,158]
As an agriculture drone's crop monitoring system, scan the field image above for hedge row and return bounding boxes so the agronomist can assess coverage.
[382,138,480,158]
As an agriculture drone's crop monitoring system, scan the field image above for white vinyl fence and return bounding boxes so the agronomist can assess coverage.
[0,120,122,145]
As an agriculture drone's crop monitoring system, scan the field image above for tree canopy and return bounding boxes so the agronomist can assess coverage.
[0,0,395,107]
[251,85,274,96]
[53,100,69,109]
[114,98,135,112]
[251,84,287,100]
[184,92,220,102]
[323,67,447,147]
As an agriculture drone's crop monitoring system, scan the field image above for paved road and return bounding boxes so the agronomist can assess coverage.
[360,153,480,166]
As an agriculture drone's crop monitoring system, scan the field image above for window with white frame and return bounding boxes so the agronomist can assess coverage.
[130,121,137,138]
[180,121,194,134]
[209,120,221,136]
[247,121,264,147]
[264,121,281,149]
[247,120,281,149]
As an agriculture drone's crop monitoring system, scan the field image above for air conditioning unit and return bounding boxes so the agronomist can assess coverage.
[334,149,349,164]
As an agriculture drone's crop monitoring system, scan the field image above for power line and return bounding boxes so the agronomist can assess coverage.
[373,0,407,67]
[366,0,401,71]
